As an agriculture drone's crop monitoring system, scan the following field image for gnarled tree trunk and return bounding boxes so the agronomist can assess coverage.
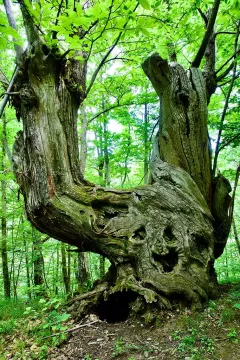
[11,4,232,322]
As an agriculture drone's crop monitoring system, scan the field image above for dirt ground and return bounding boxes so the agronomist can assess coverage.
[0,285,239,360]
[48,285,240,360]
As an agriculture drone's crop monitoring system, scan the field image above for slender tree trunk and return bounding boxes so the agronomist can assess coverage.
[225,246,229,279]
[77,252,90,292]
[24,233,32,300]
[78,110,92,291]
[103,114,110,187]
[121,123,131,188]
[100,106,111,277]
[1,113,11,298]
[32,229,46,297]
[10,216,17,298]
[79,105,88,175]
[67,244,71,291]
[143,104,149,185]
[55,243,59,295]
[61,242,70,294]
[232,218,240,256]
[95,123,104,185]
[15,241,24,293]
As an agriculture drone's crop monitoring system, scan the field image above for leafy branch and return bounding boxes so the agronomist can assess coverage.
[86,2,139,96]
[216,48,240,79]
[192,0,220,68]
[213,21,240,176]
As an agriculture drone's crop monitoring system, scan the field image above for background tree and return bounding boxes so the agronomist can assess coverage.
[1,113,11,298]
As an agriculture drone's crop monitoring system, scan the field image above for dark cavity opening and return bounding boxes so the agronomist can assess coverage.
[42,44,50,56]
[95,290,137,323]
[167,292,191,308]
[193,234,208,253]
[153,249,178,273]
[179,92,189,108]
[163,226,175,242]
[132,226,146,241]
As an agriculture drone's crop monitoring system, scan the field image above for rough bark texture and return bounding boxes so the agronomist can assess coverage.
[61,242,70,294]
[142,54,212,204]
[12,43,232,320]
[77,252,90,291]
[32,229,47,296]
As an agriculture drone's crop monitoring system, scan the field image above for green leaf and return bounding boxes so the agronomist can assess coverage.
[234,55,240,62]
[0,25,20,39]
[140,27,150,36]
[138,0,151,10]
[39,298,46,304]
[0,37,7,50]
[196,0,201,7]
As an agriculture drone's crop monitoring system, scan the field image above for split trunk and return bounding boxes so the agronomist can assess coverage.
[12,44,231,321]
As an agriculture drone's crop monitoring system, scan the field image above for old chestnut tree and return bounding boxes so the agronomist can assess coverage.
[1,0,238,321]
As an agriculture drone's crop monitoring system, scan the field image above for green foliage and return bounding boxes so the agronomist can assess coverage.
[0,298,26,320]
[233,303,240,310]
[112,337,125,357]
[24,297,70,342]
[138,0,151,10]
[227,329,239,344]
[220,308,236,323]
[0,9,21,49]
[0,318,16,334]
[173,323,215,359]
[0,296,71,358]
[84,355,92,360]
[231,288,240,312]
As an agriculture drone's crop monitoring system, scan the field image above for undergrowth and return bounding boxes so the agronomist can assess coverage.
[0,296,72,359]
[0,284,239,359]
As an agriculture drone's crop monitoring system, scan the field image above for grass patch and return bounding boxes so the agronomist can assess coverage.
[0,298,26,321]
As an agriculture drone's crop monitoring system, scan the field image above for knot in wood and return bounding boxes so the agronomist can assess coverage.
[20,83,37,107]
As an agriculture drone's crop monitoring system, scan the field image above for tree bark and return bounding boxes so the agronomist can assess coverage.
[79,105,88,175]
[11,40,232,319]
[77,252,90,292]
[1,113,11,298]
[61,242,70,294]
[32,228,47,297]
[78,106,93,291]
[99,255,105,278]
[121,122,131,188]
[142,55,212,203]
[54,243,60,295]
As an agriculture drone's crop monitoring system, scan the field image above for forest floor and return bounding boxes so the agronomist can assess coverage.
[0,284,240,360]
